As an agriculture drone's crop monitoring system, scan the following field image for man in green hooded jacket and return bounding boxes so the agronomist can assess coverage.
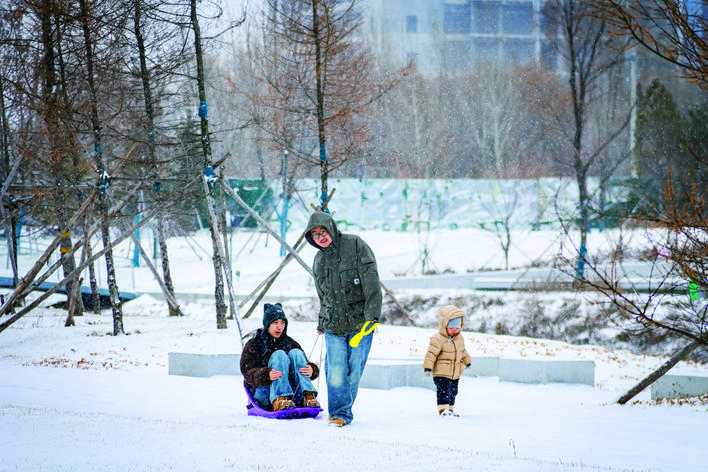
[304,211,382,426]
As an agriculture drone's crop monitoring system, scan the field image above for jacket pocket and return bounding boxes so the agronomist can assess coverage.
[340,268,365,305]
[434,358,454,375]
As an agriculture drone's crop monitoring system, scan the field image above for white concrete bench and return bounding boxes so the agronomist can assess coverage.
[167,352,240,378]
[651,374,708,400]
[359,357,593,390]
[168,352,594,389]
[498,359,595,387]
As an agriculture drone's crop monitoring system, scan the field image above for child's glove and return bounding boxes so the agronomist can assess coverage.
[424,368,432,377]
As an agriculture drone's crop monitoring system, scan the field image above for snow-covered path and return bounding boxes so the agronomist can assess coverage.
[2,227,708,471]
[2,359,706,472]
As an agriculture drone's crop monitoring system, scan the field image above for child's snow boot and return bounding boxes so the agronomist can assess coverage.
[438,404,450,415]
[441,406,460,417]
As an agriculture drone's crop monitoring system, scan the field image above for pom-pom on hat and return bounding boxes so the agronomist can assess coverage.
[263,303,287,330]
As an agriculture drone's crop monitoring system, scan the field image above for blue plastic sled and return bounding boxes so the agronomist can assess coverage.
[244,382,323,420]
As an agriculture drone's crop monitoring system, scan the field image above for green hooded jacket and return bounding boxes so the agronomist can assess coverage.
[304,211,382,336]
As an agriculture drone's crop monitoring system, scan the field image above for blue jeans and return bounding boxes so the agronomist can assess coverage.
[253,349,316,409]
[324,331,373,424]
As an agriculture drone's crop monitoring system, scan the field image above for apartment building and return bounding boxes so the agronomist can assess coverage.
[360,0,556,75]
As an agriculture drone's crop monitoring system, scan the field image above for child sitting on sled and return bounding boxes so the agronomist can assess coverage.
[240,303,321,411]
[423,305,472,416]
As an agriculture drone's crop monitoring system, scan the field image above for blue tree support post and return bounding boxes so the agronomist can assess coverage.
[574,243,587,280]
[280,150,290,257]
[132,214,141,268]
[319,144,329,212]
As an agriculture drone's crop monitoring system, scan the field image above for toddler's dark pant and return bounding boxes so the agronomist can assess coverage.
[433,376,459,406]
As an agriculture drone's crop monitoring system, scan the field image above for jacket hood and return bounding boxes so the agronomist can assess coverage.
[304,211,340,250]
[437,305,465,336]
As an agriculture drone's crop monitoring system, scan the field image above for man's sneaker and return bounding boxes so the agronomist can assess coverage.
[328,416,346,427]
[272,396,296,411]
[303,392,321,408]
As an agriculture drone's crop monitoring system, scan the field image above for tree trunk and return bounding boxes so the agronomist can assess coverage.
[312,0,329,210]
[204,178,233,332]
[100,207,124,335]
[156,213,178,316]
[79,0,122,333]
[39,2,84,319]
[134,0,178,316]
[617,339,703,404]
[575,164,589,281]
[65,240,88,327]
[190,0,230,329]
[58,202,84,320]
[83,208,101,314]
[219,169,233,320]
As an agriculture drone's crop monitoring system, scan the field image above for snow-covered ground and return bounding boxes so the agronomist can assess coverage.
[2,227,707,471]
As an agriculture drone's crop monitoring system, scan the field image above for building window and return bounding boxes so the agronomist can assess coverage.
[503,39,534,64]
[541,41,558,71]
[471,37,500,62]
[502,2,533,35]
[472,1,501,34]
[444,3,472,34]
[406,15,418,33]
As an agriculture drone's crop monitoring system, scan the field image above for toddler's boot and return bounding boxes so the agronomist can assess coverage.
[441,406,460,417]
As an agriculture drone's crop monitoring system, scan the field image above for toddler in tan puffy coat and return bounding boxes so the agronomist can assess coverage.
[423,305,472,416]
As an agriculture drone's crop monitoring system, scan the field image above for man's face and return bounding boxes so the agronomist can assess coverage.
[310,226,332,248]
[268,319,286,338]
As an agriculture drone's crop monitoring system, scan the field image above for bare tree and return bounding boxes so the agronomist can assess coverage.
[131,0,182,317]
[34,0,89,320]
[496,0,708,403]
[542,0,632,279]
[592,0,708,90]
[0,11,20,288]
[230,0,408,209]
[475,181,524,271]
[188,0,247,334]
[75,0,132,333]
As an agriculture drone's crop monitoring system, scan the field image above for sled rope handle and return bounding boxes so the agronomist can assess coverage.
[308,332,322,360]
[308,332,324,391]
[349,321,379,347]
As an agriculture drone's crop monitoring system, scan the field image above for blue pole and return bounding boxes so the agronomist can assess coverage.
[132,214,140,267]
[280,196,290,257]
[574,243,587,279]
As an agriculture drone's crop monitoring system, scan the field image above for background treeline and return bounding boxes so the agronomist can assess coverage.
[1,1,708,358]
[2,0,706,237]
